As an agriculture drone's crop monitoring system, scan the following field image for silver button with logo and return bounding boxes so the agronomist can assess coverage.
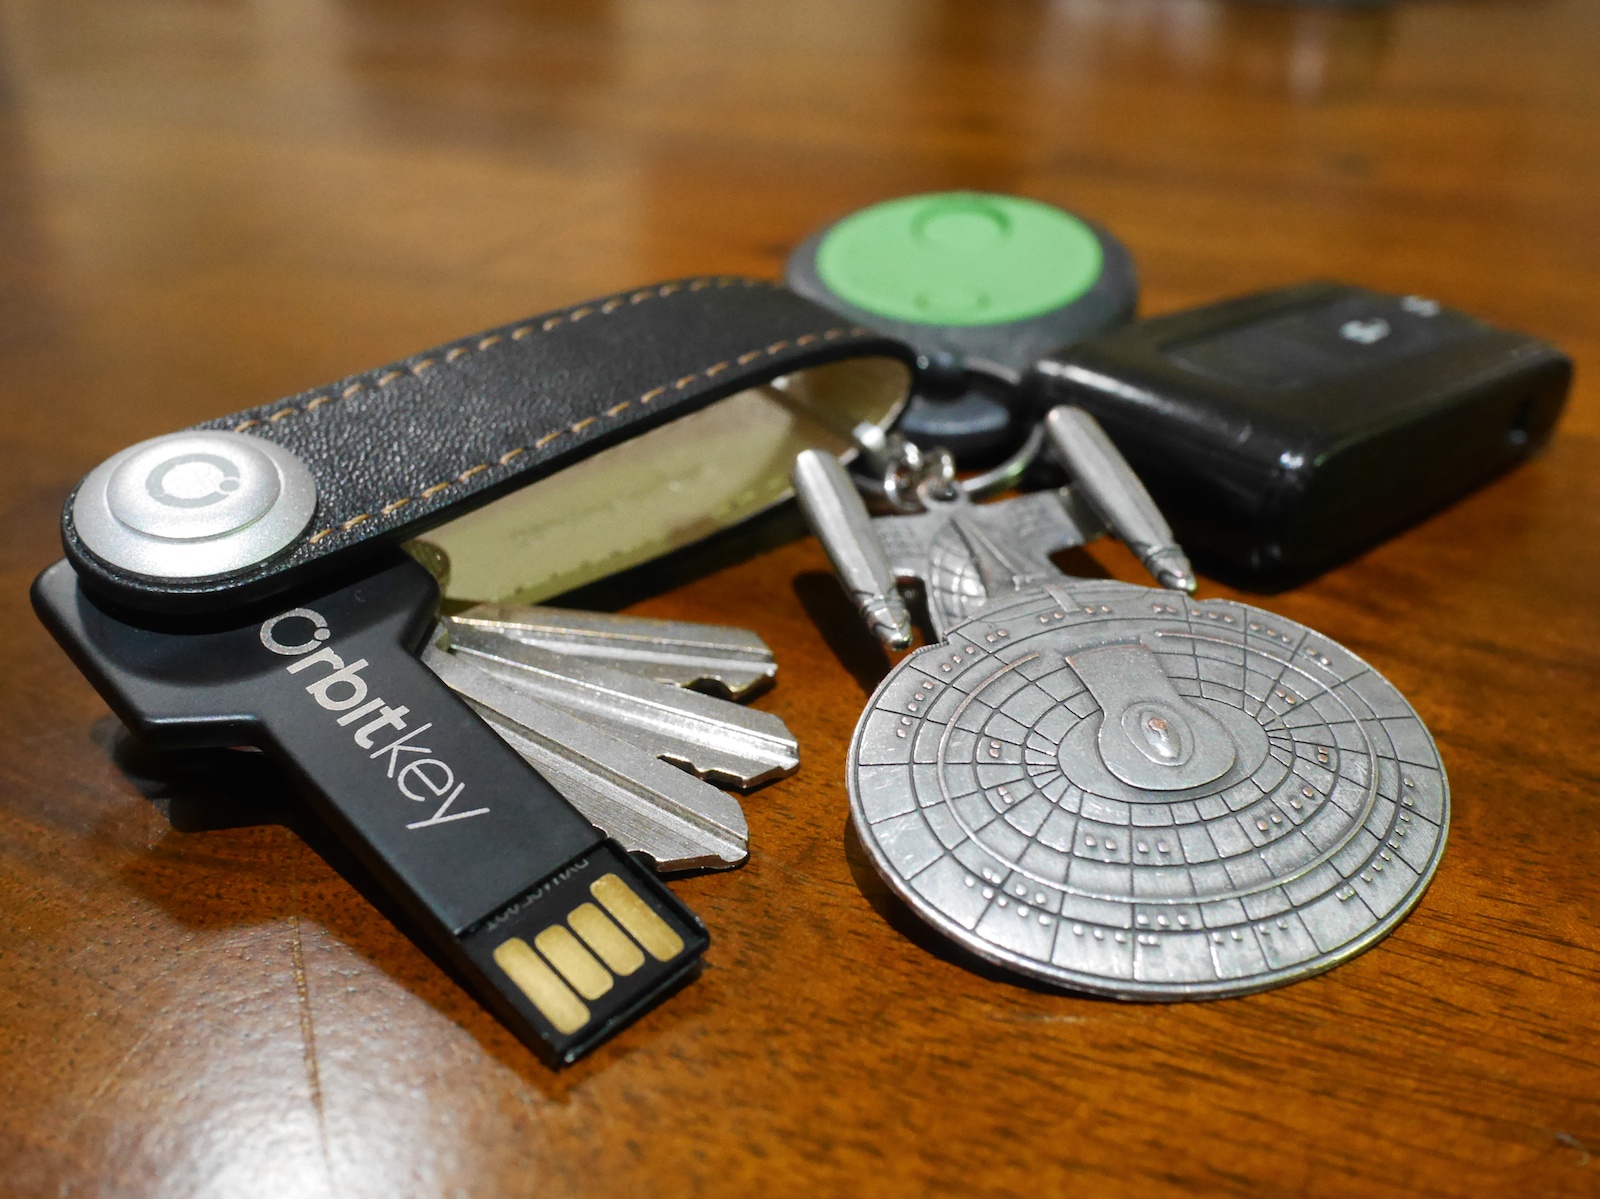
[72,430,317,579]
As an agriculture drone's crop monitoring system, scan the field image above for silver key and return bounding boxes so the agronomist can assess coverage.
[443,619,800,789]
[448,603,777,700]
[423,640,748,871]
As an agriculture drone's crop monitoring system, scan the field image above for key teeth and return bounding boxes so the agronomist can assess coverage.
[447,605,778,701]
[447,661,753,874]
[657,747,799,790]
[444,628,800,791]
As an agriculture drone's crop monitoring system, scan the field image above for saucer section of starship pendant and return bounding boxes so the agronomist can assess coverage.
[847,580,1448,998]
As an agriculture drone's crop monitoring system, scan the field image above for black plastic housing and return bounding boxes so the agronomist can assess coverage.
[786,209,1138,463]
[1029,281,1571,587]
[31,552,707,1066]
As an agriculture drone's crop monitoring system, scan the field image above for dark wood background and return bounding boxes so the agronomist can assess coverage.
[2,2,1596,1196]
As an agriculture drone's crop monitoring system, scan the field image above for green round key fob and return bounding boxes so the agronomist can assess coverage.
[787,192,1137,461]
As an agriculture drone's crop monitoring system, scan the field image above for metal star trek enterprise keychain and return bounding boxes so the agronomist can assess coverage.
[794,407,1448,998]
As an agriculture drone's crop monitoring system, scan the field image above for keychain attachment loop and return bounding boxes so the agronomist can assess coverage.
[850,420,1044,512]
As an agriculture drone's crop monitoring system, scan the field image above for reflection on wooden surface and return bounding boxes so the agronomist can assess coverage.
[1,2,1596,1196]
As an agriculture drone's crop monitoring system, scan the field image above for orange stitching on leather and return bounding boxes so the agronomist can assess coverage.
[243,277,767,424]
[294,314,867,548]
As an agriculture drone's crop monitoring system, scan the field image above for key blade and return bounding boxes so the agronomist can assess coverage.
[447,604,776,700]
[444,623,800,789]
[424,643,749,872]
[480,714,748,873]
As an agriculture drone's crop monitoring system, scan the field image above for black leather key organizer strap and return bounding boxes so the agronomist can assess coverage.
[62,276,913,614]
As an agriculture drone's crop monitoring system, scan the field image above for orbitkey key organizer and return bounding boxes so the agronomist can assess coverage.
[33,277,915,1066]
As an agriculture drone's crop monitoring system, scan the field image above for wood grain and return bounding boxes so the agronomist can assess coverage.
[1,1,1596,1196]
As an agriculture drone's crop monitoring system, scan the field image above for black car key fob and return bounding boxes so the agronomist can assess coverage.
[33,276,916,1066]
[1030,280,1571,586]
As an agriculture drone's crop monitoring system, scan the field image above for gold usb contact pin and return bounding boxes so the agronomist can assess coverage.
[479,850,704,1057]
[591,873,685,961]
[492,938,590,1034]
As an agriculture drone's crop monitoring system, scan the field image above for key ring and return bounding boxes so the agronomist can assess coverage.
[851,419,1046,512]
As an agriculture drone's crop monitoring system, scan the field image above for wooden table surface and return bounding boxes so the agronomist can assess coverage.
[2,2,1596,1196]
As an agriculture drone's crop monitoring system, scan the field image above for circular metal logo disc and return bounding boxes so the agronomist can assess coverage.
[72,430,318,580]
[106,440,281,538]
[848,580,1449,999]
